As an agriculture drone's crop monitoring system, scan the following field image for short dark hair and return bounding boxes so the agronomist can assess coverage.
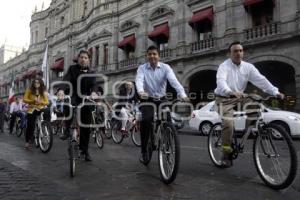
[78,50,90,59]
[147,45,159,53]
[228,41,242,52]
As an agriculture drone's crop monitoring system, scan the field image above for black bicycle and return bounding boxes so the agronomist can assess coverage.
[208,94,298,190]
[15,113,26,137]
[141,98,181,184]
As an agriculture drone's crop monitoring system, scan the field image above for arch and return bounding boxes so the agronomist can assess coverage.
[181,64,218,87]
[245,55,300,75]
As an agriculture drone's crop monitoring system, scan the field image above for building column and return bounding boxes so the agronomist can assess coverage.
[224,0,237,46]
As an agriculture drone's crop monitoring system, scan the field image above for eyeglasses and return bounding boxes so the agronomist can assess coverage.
[34,81,40,84]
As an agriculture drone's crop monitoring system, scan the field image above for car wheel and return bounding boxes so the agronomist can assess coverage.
[200,122,212,136]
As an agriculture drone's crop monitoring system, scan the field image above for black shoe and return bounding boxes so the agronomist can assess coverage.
[139,153,149,165]
[85,152,92,162]
[60,133,69,140]
[220,152,233,168]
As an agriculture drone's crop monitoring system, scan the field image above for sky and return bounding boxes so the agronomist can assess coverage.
[0,0,51,49]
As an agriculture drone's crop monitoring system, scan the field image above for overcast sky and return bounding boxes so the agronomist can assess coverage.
[0,0,51,48]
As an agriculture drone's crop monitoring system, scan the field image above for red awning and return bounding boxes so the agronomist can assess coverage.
[148,23,169,41]
[118,35,136,50]
[27,67,42,76]
[244,0,275,8]
[189,7,213,26]
[51,58,64,70]
[243,0,264,6]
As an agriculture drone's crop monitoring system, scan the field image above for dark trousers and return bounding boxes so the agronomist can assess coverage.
[0,113,4,132]
[66,105,92,153]
[139,99,163,154]
[25,109,50,143]
[9,112,26,133]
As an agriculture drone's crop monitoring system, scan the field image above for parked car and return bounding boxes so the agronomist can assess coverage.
[189,101,300,138]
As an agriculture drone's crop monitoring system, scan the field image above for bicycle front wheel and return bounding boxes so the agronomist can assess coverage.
[39,121,53,153]
[253,123,298,190]
[131,125,141,147]
[104,120,112,139]
[95,128,104,149]
[207,123,224,167]
[158,123,180,184]
[111,121,123,144]
[15,121,23,137]
[69,141,77,177]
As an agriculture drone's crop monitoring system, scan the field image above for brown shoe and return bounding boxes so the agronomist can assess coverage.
[24,143,32,150]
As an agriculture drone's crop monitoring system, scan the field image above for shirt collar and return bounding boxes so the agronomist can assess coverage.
[146,62,162,69]
[229,59,243,68]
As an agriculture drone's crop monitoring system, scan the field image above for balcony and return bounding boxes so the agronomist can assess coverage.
[160,48,173,60]
[244,22,280,40]
[119,58,138,69]
[191,38,215,53]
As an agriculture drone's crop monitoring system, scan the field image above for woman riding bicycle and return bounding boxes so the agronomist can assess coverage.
[23,78,49,150]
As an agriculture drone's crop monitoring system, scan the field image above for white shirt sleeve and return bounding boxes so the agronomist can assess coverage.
[216,64,233,96]
[249,64,279,96]
[166,65,187,98]
[135,65,145,93]
[9,102,15,113]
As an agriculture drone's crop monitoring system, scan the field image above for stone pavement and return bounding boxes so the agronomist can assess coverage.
[0,159,83,200]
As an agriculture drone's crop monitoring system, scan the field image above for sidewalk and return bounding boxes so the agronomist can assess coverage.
[0,159,82,200]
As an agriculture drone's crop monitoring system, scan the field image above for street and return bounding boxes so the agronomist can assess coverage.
[0,127,300,200]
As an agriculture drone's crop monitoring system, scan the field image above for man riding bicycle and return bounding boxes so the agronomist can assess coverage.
[214,41,284,168]
[135,45,189,164]
[9,96,27,134]
[61,50,98,161]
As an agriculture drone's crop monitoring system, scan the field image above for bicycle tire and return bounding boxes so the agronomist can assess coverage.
[95,128,104,149]
[131,125,141,147]
[111,121,124,144]
[253,123,298,190]
[158,122,180,184]
[104,120,112,139]
[15,120,23,137]
[69,141,77,177]
[39,121,53,153]
[207,123,224,168]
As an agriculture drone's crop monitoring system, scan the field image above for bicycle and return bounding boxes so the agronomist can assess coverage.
[15,113,26,137]
[103,111,112,139]
[208,94,298,190]
[88,99,104,149]
[141,98,181,184]
[33,110,53,153]
[111,108,141,147]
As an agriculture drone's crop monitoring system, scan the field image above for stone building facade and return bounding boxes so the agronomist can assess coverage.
[1,0,300,110]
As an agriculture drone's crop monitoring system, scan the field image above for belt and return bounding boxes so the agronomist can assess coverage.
[215,94,236,99]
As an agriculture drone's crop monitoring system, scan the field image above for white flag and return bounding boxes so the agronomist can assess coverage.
[41,41,49,90]
[8,81,15,104]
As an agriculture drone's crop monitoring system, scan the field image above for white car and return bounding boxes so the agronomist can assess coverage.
[189,101,300,138]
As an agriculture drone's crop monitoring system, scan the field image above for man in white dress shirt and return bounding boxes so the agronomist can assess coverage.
[135,45,189,164]
[214,41,284,167]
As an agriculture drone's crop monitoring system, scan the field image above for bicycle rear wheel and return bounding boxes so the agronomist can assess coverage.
[69,140,77,177]
[253,123,298,190]
[131,124,141,147]
[111,121,124,144]
[39,121,53,153]
[104,120,112,139]
[207,123,224,167]
[158,123,180,184]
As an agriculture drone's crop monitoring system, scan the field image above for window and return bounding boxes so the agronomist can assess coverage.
[45,27,48,38]
[103,44,108,65]
[95,46,99,66]
[35,31,38,43]
[60,16,65,27]
[195,21,212,42]
[249,0,274,26]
